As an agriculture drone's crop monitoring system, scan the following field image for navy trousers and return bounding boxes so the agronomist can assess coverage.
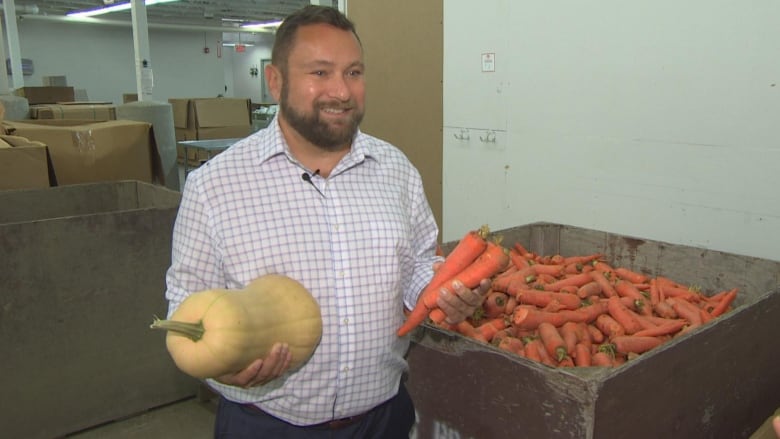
[213,383,415,439]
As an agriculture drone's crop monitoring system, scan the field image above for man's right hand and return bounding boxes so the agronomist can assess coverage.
[215,342,292,388]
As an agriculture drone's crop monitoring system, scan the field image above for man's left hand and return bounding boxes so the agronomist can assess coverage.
[436,279,491,324]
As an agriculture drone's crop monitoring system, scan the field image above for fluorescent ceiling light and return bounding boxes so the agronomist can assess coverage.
[241,20,283,31]
[222,43,255,47]
[68,0,179,18]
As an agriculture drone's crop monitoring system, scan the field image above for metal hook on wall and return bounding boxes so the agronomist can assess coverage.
[453,128,470,140]
[479,130,496,143]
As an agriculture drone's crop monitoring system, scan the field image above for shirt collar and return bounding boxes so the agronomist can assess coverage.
[252,115,378,170]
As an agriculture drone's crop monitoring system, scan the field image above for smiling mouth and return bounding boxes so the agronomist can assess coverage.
[321,107,352,117]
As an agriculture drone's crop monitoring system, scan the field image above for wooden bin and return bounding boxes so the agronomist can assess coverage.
[0,181,198,439]
[407,223,780,439]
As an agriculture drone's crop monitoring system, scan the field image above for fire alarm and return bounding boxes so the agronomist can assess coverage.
[204,47,210,54]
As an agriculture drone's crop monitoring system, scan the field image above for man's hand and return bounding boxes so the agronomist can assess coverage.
[215,342,292,388]
[436,279,491,324]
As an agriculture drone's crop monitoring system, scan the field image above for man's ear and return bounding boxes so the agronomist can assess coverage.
[265,63,282,103]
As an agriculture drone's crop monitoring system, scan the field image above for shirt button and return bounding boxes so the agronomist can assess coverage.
[343,318,349,325]
[338,271,345,277]
[334,224,340,231]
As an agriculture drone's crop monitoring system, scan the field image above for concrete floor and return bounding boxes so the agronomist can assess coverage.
[65,397,216,439]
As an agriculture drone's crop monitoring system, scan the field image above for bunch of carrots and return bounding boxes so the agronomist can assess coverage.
[402,227,740,368]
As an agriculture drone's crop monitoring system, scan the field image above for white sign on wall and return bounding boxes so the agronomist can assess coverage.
[481,52,495,72]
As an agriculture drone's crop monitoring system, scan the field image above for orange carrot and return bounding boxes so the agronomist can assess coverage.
[576,281,602,299]
[595,314,626,338]
[614,280,647,301]
[560,321,580,356]
[503,295,518,315]
[649,278,660,305]
[497,336,525,356]
[653,300,678,319]
[531,264,565,277]
[550,254,565,264]
[558,356,575,367]
[564,262,585,274]
[513,242,533,258]
[538,322,568,362]
[614,267,649,284]
[558,285,580,295]
[514,288,582,310]
[482,291,508,318]
[475,317,508,341]
[666,297,702,326]
[574,322,593,350]
[586,324,605,344]
[429,228,489,290]
[523,338,544,363]
[574,343,592,367]
[454,319,477,338]
[490,327,517,346]
[589,270,618,298]
[592,261,615,276]
[709,288,738,317]
[563,253,604,266]
[607,295,644,335]
[512,307,568,329]
[610,335,663,354]
[633,319,687,337]
[591,351,614,367]
[699,308,714,324]
[543,272,594,291]
[509,248,531,269]
[491,267,535,293]
[397,238,508,336]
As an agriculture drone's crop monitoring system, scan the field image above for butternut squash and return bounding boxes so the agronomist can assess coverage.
[151,274,322,379]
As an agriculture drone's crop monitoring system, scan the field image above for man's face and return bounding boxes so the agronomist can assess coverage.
[278,23,365,151]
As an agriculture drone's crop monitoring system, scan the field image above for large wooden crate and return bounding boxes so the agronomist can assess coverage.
[407,223,780,439]
[0,181,199,439]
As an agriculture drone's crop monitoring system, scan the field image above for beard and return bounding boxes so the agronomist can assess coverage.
[279,81,364,151]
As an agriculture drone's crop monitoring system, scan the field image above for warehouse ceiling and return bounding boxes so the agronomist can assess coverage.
[5,1,336,30]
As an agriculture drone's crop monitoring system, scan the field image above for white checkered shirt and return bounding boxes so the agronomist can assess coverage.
[164,117,439,426]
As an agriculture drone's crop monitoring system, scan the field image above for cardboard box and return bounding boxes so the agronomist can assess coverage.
[3,120,164,185]
[30,103,117,121]
[123,93,138,103]
[169,97,252,165]
[407,223,780,439]
[0,143,55,190]
[42,75,68,87]
[14,86,76,104]
[169,97,252,141]
[0,181,198,439]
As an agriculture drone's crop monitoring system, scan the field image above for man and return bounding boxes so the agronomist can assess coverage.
[165,5,490,438]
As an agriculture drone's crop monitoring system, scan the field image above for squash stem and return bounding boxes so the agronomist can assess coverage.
[150,317,205,341]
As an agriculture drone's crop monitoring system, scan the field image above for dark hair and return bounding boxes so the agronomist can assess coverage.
[271,5,361,73]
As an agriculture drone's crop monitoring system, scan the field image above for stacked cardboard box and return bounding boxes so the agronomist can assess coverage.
[169,97,252,165]
[2,120,164,186]
[14,86,76,105]
[29,103,116,122]
[0,135,56,190]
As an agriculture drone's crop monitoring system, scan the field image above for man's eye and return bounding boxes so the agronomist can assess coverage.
[348,70,363,77]
[312,71,326,76]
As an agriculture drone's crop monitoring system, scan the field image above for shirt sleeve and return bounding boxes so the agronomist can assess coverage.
[403,172,442,311]
[164,172,225,317]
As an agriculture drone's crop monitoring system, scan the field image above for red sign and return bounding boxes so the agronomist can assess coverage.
[235,44,246,53]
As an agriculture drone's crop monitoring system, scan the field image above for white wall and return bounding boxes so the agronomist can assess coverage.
[7,19,273,104]
[443,0,780,261]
